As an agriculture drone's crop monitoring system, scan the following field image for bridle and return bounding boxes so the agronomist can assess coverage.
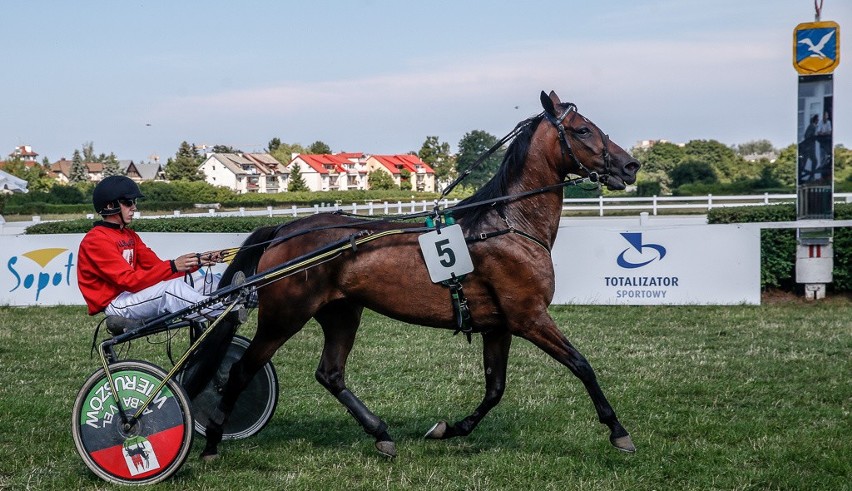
[541,103,614,188]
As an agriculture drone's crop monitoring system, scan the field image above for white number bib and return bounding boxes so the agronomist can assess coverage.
[418,224,474,283]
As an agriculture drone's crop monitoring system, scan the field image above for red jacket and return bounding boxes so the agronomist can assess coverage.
[77,222,189,315]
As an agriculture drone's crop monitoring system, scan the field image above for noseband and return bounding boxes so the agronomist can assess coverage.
[542,104,613,186]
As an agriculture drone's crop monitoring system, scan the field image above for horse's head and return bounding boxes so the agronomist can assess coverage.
[540,90,639,190]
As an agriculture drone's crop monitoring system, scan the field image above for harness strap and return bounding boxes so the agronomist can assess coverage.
[466,228,550,253]
[442,273,473,343]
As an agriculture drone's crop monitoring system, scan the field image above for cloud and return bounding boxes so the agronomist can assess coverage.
[148,33,798,153]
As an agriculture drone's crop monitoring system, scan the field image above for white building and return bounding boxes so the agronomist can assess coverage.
[199,153,287,193]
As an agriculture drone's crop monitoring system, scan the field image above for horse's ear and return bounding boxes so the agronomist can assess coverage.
[540,90,557,117]
[548,90,561,104]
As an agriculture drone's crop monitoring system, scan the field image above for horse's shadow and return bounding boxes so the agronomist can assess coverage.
[222,412,525,457]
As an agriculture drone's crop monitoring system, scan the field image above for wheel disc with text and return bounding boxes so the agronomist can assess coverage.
[71,360,193,485]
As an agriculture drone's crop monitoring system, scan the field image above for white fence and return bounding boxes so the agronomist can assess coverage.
[562,192,852,216]
[129,192,851,220]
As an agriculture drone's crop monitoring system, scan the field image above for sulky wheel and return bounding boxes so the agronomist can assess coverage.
[72,360,194,485]
[179,335,279,440]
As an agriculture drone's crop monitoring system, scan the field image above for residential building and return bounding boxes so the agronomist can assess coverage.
[199,153,287,193]
[365,154,435,192]
[120,160,166,182]
[9,145,39,162]
[49,159,105,184]
[286,153,368,192]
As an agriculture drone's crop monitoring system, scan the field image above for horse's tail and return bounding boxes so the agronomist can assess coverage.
[219,225,280,287]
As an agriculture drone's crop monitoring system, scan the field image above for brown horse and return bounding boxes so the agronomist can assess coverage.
[201,91,640,459]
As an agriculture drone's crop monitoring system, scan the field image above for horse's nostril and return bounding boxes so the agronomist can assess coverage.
[626,160,640,173]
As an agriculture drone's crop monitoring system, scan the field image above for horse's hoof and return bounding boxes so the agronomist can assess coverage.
[200,451,220,462]
[424,421,448,439]
[375,440,397,459]
[611,434,636,453]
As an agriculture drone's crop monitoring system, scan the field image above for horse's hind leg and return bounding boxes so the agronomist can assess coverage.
[200,313,307,460]
[314,301,396,458]
[521,311,634,453]
[425,329,512,440]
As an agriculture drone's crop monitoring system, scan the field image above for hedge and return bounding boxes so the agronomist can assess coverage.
[25,216,295,234]
[708,202,851,291]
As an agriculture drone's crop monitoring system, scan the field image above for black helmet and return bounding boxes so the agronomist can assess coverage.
[92,176,144,216]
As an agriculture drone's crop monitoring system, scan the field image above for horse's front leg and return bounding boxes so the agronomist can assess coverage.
[425,328,512,439]
[520,310,635,453]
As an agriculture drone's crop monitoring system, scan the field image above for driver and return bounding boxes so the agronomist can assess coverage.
[77,176,236,328]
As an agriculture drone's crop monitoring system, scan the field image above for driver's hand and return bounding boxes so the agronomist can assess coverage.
[173,253,199,272]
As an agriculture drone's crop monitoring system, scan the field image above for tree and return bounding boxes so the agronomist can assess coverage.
[269,141,306,166]
[835,144,852,183]
[69,149,90,184]
[82,141,96,163]
[683,139,744,183]
[102,153,122,178]
[165,141,204,181]
[455,130,503,190]
[267,138,281,153]
[668,159,718,189]
[211,144,241,154]
[418,136,455,185]
[368,170,396,190]
[399,168,413,190]
[736,139,775,157]
[752,165,782,189]
[287,163,308,192]
[308,140,332,154]
[632,141,685,176]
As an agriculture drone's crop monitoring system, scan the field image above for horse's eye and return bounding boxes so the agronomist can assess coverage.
[575,127,592,136]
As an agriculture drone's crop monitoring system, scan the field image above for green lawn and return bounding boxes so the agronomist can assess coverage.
[0,299,849,490]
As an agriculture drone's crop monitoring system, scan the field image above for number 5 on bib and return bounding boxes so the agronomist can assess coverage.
[418,224,474,283]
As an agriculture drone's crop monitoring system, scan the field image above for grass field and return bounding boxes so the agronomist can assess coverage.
[0,298,850,490]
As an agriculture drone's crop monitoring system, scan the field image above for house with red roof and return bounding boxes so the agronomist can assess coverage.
[287,153,368,192]
[10,145,39,162]
[365,154,435,192]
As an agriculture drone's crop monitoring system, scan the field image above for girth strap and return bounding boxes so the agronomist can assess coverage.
[442,273,473,343]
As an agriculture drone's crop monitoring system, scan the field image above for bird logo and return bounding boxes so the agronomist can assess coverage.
[793,22,840,74]
[798,30,835,59]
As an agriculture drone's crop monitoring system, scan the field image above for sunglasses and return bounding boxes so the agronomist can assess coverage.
[118,198,138,207]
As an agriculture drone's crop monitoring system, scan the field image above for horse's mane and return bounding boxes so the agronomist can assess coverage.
[451,114,544,227]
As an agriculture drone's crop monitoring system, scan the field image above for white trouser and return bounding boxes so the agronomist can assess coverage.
[105,274,223,321]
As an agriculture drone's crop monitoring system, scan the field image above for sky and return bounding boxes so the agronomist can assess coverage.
[3,0,851,164]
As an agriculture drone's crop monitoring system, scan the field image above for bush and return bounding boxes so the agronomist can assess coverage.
[140,181,233,203]
[636,181,662,197]
[668,160,717,188]
[26,216,296,234]
[4,202,93,215]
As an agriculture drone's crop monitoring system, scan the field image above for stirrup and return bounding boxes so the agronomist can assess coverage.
[105,316,144,336]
